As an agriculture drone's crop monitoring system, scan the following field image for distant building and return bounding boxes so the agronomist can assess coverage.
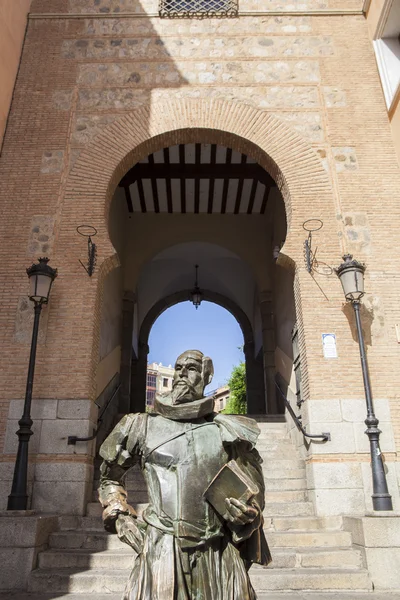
[206,385,230,413]
[146,362,175,407]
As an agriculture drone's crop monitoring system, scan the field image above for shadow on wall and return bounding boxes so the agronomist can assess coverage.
[62,0,190,160]
[341,301,374,346]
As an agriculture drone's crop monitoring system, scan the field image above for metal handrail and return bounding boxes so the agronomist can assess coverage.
[67,382,121,445]
[275,381,331,442]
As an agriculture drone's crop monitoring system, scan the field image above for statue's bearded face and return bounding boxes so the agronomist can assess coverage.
[172,352,204,405]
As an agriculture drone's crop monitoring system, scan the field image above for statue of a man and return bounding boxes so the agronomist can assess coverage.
[99,350,271,600]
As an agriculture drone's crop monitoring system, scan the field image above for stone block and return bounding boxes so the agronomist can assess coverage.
[323,86,347,107]
[73,114,118,145]
[306,461,363,490]
[52,90,73,110]
[40,150,64,174]
[63,36,333,61]
[38,418,94,455]
[302,422,356,454]
[341,398,392,423]
[14,297,50,344]
[77,59,320,87]
[315,147,329,172]
[4,419,42,454]
[332,146,358,172]
[342,213,372,256]
[34,462,93,483]
[310,488,366,516]
[57,399,93,420]
[0,463,35,510]
[8,399,57,420]
[84,16,312,36]
[270,112,323,143]
[31,480,91,515]
[365,548,400,589]
[27,215,55,257]
[79,85,320,111]
[306,399,341,423]
[0,547,37,590]
[0,514,58,548]
[0,514,57,590]
[344,515,400,547]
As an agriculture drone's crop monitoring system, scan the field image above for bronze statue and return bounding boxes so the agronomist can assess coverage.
[99,350,271,599]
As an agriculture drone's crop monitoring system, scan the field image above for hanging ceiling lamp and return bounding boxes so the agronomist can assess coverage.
[190,264,203,310]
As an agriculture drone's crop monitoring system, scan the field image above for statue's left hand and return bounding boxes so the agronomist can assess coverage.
[224,497,259,525]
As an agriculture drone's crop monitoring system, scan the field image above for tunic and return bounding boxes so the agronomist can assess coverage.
[99,405,271,600]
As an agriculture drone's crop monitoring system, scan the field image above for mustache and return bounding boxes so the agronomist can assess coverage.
[171,380,195,404]
[173,379,193,388]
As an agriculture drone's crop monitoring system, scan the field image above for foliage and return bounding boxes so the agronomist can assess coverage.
[222,362,247,415]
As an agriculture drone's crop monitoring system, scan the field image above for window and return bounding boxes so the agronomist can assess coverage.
[159,0,238,19]
[163,378,168,387]
[373,0,400,110]
[146,389,156,405]
[147,373,157,388]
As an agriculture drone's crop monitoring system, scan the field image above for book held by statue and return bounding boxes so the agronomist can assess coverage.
[203,459,259,517]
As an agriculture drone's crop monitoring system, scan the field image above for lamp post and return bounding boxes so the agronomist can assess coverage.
[190,264,203,310]
[335,254,392,511]
[7,258,57,511]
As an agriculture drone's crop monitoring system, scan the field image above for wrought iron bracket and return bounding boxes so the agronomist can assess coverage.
[303,219,323,273]
[77,225,97,277]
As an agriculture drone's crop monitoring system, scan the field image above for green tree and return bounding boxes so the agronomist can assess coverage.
[222,362,247,414]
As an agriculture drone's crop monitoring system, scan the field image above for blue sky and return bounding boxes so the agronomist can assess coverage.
[148,301,245,391]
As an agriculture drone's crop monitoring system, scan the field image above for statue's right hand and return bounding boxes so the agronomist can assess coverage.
[115,514,145,555]
[102,500,137,533]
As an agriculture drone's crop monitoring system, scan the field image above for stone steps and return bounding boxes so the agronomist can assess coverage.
[86,500,316,519]
[262,468,306,479]
[48,527,352,552]
[5,594,400,600]
[61,513,344,533]
[28,567,372,594]
[27,421,375,595]
[37,545,364,571]
[262,502,315,517]
[250,568,372,592]
[265,490,308,502]
[267,516,343,531]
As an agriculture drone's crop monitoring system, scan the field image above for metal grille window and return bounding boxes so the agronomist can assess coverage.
[159,0,238,18]
[291,324,303,408]
[147,373,157,388]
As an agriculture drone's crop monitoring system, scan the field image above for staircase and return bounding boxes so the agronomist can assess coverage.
[27,420,373,596]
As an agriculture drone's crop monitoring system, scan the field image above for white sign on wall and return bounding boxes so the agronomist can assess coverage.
[322,333,338,359]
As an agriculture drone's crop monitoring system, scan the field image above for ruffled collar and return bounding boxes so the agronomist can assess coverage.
[153,394,214,421]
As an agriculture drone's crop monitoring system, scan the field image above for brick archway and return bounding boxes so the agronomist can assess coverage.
[62,98,333,266]
[56,98,337,400]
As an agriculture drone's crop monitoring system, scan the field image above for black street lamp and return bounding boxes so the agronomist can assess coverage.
[7,258,57,511]
[190,264,203,310]
[335,254,393,511]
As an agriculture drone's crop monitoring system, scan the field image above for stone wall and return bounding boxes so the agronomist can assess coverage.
[1,0,400,514]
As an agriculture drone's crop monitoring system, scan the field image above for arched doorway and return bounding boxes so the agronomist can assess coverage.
[133,287,266,415]
[59,99,336,418]
[102,139,295,415]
